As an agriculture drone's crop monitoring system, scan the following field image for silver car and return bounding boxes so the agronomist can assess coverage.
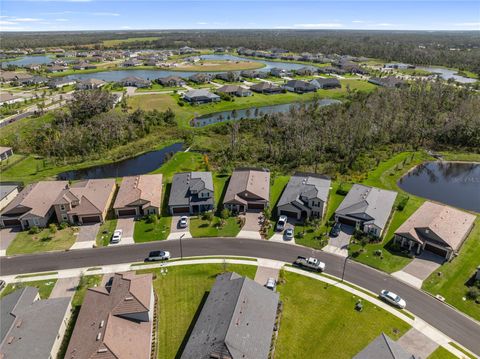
[284,228,294,241]
[111,229,123,244]
[379,290,406,309]
[265,278,276,291]
[179,216,188,228]
[147,250,171,261]
[276,215,288,231]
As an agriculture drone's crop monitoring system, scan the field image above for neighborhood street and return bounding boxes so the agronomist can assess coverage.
[1,236,479,356]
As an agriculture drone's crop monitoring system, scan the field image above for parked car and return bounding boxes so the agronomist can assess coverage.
[265,277,276,291]
[379,290,406,309]
[330,222,341,237]
[111,229,123,244]
[276,215,288,231]
[293,256,326,272]
[284,228,294,241]
[146,250,171,261]
[179,216,188,228]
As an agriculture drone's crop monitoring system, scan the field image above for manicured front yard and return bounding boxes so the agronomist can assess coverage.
[6,227,77,255]
[96,218,118,247]
[422,220,480,321]
[134,216,171,242]
[427,347,458,359]
[0,279,57,299]
[189,216,242,237]
[138,264,257,359]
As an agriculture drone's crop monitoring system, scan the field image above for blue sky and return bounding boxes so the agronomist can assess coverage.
[1,1,479,32]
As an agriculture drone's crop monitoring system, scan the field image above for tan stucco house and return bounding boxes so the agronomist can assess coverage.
[223,168,270,212]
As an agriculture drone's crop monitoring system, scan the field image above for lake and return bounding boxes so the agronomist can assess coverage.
[398,161,480,212]
[416,66,477,84]
[1,55,53,67]
[57,142,183,180]
[191,99,342,127]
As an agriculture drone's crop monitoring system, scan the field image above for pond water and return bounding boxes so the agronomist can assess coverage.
[191,99,342,127]
[398,161,480,212]
[63,54,307,82]
[57,142,183,180]
[416,66,477,84]
[1,55,53,67]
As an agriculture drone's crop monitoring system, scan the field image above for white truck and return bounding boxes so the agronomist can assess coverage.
[293,256,326,272]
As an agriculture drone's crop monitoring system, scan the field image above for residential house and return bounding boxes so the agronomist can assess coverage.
[180,272,279,359]
[369,77,405,88]
[119,76,151,88]
[384,63,414,70]
[277,173,331,220]
[223,168,270,212]
[0,287,72,359]
[240,70,267,79]
[168,172,214,214]
[0,93,23,106]
[24,63,41,71]
[46,65,67,73]
[179,46,196,54]
[48,78,76,89]
[284,79,317,94]
[183,89,220,104]
[335,184,397,238]
[353,333,416,359]
[250,81,283,94]
[122,59,142,67]
[0,72,31,83]
[216,85,252,97]
[65,272,154,359]
[0,181,68,229]
[72,62,97,70]
[393,201,476,260]
[156,76,185,87]
[188,73,212,84]
[113,174,163,217]
[20,75,48,86]
[53,179,116,225]
[270,67,288,77]
[76,78,106,90]
[295,66,318,76]
[310,78,341,90]
[0,146,14,161]
[0,184,19,211]
[215,71,241,82]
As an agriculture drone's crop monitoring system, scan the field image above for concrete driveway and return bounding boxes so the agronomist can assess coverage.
[49,277,80,299]
[323,224,354,257]
[71,223,100,250]
[167,215,192,240]
[0,227,20,256]
[237,211,263,240]
[397,328,438,358]
[110,217,135,246]
[254,258,283,287]
[270,221,296,244]
[392,252,444,288]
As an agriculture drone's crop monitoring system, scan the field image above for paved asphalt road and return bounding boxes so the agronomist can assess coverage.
[1,237,479,355]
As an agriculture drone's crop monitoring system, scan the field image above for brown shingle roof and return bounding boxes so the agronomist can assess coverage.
[65,272,153,359]
[113,174,163,210]
[395,201,476,250]
[224,168,270,204]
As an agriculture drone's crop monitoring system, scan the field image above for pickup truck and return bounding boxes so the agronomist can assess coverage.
[293,256,326,272]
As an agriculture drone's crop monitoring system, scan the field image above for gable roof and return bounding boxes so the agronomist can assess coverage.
[114,174,163,209]
[0,287,71,359]
[1,181,68,218]
[224,168,270,204]
[336,184,397,229]
[395,201,476,250]
[65,272,153,359]
[180,272,279,359]
[250,81,281,91]
[277,173,331,208]
[183,89,220,100]
[0,184,18,202]
[169,172,214,207]
[353,333,416,359]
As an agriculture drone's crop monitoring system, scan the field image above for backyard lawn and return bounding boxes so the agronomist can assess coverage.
[189,216,242,237]
[6,227,77,255]
[134,216,171,242]
[0,279,57,299]
[269,174,290,211]
[422,220,480,321]
[138,264,257,359]
[275,271,411,358]
[152,151,207,183]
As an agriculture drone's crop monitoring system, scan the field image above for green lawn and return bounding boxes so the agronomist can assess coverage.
[96,218,118,247]
[422,220,480,321]
[152,151,207,183]
[6,227,77,255]
[134,216,171,242]
[269,174,290,211]
[189,216,242,237]
[275,271,411,358]
[0,279,57,299]
[427,347,458,359]
[138,264,257,359]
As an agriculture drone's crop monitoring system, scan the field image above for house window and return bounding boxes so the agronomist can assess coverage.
[60,204,66,211]
[33,218,39,226]
[61,214,68,221]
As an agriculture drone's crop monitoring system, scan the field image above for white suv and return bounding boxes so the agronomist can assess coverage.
[111,229,123,244]
[276,215,288,231]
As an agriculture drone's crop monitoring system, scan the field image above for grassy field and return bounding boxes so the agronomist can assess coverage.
[164,60,264,72]
[103,36,161,47]
[422,219,480,321]
[427,347,458,359]
[276,271,410,358]
[6,227,76,255]
[189,216,242,237]
[0,279,57,299]
[134,216,171,242]
[96,218,118,247]
[136,83,183,92]
[138,264,257,359]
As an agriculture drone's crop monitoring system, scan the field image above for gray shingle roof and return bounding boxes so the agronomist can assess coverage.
[335,184,397,230]
[0,287,71,359]
[277,173,331,208]
[181,272,279,359]
[169,172,214,207]
[0,184,18,201]
[353,333,416,359]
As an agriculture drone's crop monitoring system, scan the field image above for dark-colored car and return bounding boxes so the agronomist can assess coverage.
[330,222,341,237]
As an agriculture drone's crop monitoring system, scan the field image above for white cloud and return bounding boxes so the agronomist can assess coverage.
[0,25,28,31]
[121,26,132,29]
[293,23,343,28]
[0,20,17,25]
[352,20,365,23]
[55,18,69,22]
[12,17,43,22]
[375,23,394,27]
[453,22,480,28]
[92,12,120,16]
[196,22,208,25]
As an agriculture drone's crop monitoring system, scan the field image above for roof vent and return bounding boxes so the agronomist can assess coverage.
[7,336,14,344]
[96,333,102,341]
[125,296,134,301]
[97,348,108,353]
[16,320,23,328]
[99,320,104,328]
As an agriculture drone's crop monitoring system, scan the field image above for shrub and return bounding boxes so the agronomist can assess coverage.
[374,249,382,257]
[336,183,349,196]
[49,223,57,234]
[297,232,304,239]
[396,195,409,211]
[220,208,231,220]
[203,212,214,222]
[146,214,158,224]
[59,221,69,230]
[29,226,41,234]
[466,287,480,300]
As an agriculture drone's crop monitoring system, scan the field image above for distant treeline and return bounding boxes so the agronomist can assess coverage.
[1,30,479,75]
